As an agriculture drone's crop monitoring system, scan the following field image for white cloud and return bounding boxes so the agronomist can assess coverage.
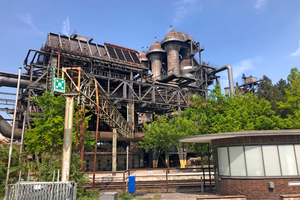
[20,14,44,35]
[172,0,202,27]
[254,0,267,10]
[62,17,70,36]
[291,40,300,56]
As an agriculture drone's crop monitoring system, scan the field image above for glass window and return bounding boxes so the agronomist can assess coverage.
[262,145,281,176]
[278,145,298,175]
[295,145,300,175]
[217,147,229,176]
[245,146,264,176]
[229,146,246,176]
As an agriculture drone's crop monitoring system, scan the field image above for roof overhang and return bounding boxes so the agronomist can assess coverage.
[178,129,300,143]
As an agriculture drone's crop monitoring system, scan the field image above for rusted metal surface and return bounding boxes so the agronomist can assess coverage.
[62,66,134,138]
[166,169,168,192]
[61,95,75,182]
[57,51,60,78]
[75,107,79,154]
[80,103,86,170]
[93,79,100,188]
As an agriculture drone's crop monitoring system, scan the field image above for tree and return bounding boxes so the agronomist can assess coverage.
[25,92,93,155]
[140,114,196,167]
[278,68,300,128]
[0,144,24,196]
[257,75,288,117]
[23,92,94,198]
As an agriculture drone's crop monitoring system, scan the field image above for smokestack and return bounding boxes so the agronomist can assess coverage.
[146,42,166,80]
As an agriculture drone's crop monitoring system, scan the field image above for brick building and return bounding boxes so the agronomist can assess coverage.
[179,130,300,200]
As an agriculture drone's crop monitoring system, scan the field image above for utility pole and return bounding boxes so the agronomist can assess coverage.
[5,67,21,198]
[61,93,77,181]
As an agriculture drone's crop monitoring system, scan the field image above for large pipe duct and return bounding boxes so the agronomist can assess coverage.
[0,77,31,88]
[208,65,234,94]
[0,115,22,139]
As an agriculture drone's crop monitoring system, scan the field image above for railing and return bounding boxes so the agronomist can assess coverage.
[84,167,215,194]
[6,181,77,200]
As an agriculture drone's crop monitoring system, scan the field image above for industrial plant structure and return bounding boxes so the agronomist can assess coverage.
[0,30,234,172]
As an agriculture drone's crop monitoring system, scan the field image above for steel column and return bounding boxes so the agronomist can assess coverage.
[112,128,117,174]
[61,95,75,182]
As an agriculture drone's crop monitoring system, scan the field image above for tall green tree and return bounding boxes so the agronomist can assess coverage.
[257,75,288,116]
[185,85,285,134]
[140,113,197,167]
[25,92,93,154]
[278,67,300,128]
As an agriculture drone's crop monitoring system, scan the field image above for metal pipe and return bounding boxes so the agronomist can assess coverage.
[0,115,22,139]
[5,67,21,198]
[20,111,26,154]
[0,77,31,88]
[61,95,75,182]
[208,65,234,94]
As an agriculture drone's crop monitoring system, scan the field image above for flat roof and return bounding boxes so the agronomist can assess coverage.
[178,129,300,143]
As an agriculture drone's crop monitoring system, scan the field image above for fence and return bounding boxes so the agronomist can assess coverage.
[6,181,77,200]
[84,166,215,193]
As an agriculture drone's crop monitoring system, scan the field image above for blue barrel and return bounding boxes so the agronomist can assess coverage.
[128,175,136,193]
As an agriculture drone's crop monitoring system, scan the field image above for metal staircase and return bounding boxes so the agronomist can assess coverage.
[62,66,134,138]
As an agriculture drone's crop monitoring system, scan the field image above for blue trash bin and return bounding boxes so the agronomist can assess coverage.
[128,175,136,193]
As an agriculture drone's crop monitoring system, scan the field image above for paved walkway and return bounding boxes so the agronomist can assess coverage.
[133,191,216,200]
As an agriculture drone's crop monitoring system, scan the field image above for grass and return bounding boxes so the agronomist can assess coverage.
[135,194,161,200]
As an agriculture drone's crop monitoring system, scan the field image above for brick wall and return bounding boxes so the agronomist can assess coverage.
[219,178,300,200]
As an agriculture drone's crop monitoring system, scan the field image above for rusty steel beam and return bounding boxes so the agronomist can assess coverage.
[80,103,86,170]
[75,107,79,154]
[93,79,100,188]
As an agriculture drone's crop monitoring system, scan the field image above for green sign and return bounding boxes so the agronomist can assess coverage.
[53,78,65,93]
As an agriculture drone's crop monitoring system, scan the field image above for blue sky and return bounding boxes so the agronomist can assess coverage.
[0,0,300,118]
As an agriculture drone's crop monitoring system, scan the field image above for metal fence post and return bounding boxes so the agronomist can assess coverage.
[203,168,206,190]
[201,176,203,194]
[123,172,125,194]
[27,171,30,182]
[16,171,21,200]
[166,168,168,193]
[50,170,55,200]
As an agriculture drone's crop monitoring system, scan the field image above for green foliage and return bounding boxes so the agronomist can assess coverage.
[278,68,300,128]
[0,144,22,195]
[140,113,197,164]
[257,75,289,116]
[25,152,88,197]
[187,85,285,133]
[141,84,287,157]
[25,92,94,154]
[120,192,133,200]
[22,92,95,197]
